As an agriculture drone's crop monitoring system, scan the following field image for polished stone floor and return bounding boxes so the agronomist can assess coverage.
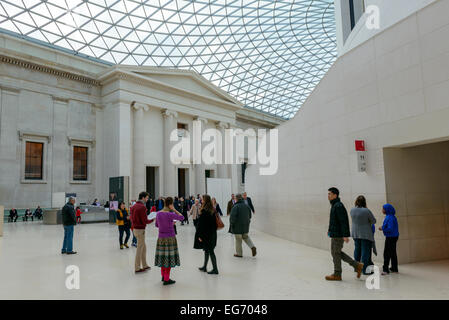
[0,218,448,300]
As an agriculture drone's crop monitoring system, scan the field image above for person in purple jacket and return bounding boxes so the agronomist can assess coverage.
[379,204,399,275]
[154,197,184,285]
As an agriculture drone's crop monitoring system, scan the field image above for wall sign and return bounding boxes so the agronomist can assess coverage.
[355,140,367,172]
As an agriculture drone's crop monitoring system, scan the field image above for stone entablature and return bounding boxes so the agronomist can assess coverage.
[0,55,101,86]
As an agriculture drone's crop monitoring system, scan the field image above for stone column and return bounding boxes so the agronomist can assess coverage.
[117,102,132,177]
[216,121,230,179]
[51,96,69,206]
[102,101,132,202]
[93,104,105,201]
[162,109,178,196]
[133,103,149,198]
[194,117,208,195]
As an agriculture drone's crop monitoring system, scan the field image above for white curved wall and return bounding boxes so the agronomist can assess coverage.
[247,0,449,264]
[338,0,438,56]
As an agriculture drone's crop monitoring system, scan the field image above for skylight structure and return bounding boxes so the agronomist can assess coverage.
[0,0,337,119]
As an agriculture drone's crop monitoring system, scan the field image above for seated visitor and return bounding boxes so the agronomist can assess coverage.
[23,208,33,221]
[34,206,43,220]
[9,208,18,222]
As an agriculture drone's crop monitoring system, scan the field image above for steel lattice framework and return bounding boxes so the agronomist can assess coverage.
[0,0,337,119]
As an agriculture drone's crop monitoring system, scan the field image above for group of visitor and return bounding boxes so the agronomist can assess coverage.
[103,190,257,285]
[17,183,399,286]
[59,185,400,284]
[8,206,43,222]
[326,187,399,281]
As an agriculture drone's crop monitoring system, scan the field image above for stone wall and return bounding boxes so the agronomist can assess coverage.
[246,0,449,263]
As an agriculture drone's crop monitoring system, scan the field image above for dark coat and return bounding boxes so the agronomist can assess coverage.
[174,199,181,212]
[194,209,217,250]
[229,200,252,234]
[145,199,154,211]
[156,199,164,211]
[328,198,350,238]
[9,209,18,217]
[244,197,255,213]
[181,200,189,215]
[226,199,235,216]
[215,203,223,216]
[62,203,76,226]
[116,208,131,228]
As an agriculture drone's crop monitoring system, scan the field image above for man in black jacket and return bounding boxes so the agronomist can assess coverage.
[9,208,18,222]
[326,187,363,281]
[61,197,77,255]
[242,192,255,215]
[230,194,257,258]
[34,206,43,220]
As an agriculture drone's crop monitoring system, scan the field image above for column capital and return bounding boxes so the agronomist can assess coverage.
[91,103,104,110]
[194,116,208,124]
[216,121,229,129]
[162,109,178,118]
[52,96,69,104]
[133,102,149,112]
[0,85,20,96]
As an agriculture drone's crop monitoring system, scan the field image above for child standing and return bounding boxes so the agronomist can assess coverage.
[379,204,399,275]
[76,206,83,224]
[154,197,184,285]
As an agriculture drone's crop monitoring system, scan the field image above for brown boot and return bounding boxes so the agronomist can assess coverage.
[355,263,364,279]
[251,247,257,257]
[325,274,342,281]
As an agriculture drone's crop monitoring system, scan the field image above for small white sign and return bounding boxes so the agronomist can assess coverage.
[357,151,367,172]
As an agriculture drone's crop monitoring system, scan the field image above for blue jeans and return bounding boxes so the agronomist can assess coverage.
[354,238,373,274]
[62,225,74,253]
[118,226,131,245]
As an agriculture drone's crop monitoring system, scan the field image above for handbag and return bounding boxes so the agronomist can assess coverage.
[215,209,224,230]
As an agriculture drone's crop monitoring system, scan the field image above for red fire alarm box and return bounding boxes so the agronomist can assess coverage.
[355,140,365,151]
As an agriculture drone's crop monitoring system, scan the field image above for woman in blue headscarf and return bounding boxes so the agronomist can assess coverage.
[379,204,399,275]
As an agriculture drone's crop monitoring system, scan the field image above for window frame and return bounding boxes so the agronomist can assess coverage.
[68,137,94,185]
[25,141,44,180]
[19,132,50,184]
[72,145,89,181]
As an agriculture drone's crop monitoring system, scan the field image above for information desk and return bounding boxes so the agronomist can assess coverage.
[43,206,110,225]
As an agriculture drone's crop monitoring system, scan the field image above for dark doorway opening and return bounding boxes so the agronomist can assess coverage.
[178,168,187,198]
[146,166,157,198]
[205,170,215,193]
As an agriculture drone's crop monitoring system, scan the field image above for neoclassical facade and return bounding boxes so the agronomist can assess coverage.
[0,33,282,209]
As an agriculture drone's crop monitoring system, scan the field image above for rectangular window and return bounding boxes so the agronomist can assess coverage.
[349,0,356,30]
[73,146,88,181]
[177,123,188,138]
[349,0,365,31]
[25,142,43,180]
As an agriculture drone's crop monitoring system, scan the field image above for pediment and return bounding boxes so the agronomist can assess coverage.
[125,68,240,106]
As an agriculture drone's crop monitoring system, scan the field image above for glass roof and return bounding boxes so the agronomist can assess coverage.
[0,0,337,119]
